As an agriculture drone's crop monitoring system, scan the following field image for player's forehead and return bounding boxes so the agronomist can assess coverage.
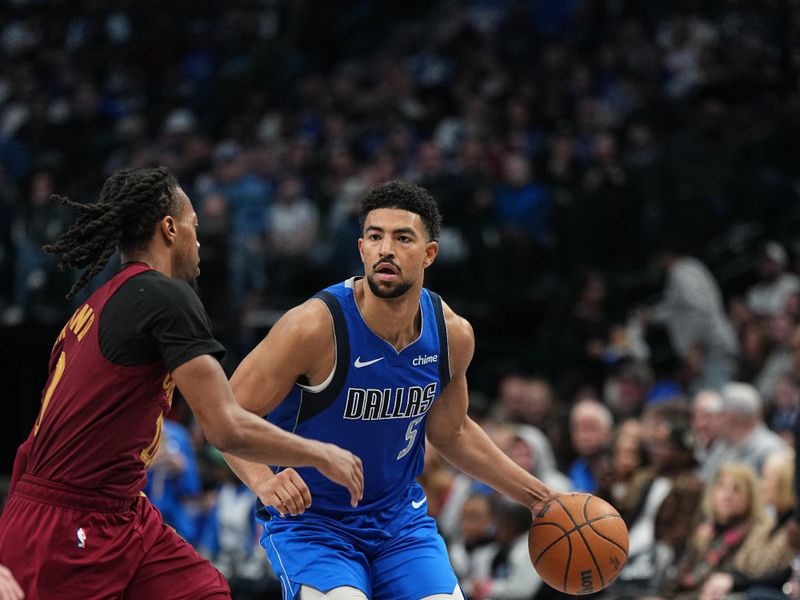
[363,208,425,235]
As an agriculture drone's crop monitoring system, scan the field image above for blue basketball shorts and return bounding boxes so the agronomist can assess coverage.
[257,486,459,599]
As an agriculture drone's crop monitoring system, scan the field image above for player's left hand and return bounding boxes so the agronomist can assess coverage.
[256,468,312,517]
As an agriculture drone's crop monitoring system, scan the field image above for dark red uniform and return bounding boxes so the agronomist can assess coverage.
[0,263,231,599]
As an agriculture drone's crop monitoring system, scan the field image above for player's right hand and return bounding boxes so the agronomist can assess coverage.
[257,468,312,517]
[316,443,364,507]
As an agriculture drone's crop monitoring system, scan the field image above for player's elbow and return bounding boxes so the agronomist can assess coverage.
[426,428,458,454]
[199,412,243,453]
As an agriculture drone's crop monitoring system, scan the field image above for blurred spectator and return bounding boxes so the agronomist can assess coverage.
[607,401,704,598]
[747,242,800,319]
[737,319,772,385]
[197,453,280,600]
[561,270,612,393]
[195,192,231,323]
[265,175,320,297]
[497,377,563,457]
[469,501,542,600]
[436,418,517,541]
[770,372,800,446]
[203,140,271,311]
[448,493,497,595]
[604,360,653,422]
[657,13,717,98]
[418,443,456,519]
[643,240,739,391]
[699,450,796,600]
[145,416,202,544]
[0,166,18,313]
[7,171,70,324]
[510,424,572,492]
[699,383,787,483]
[692,389,724,464]
[493,153,551,288]
[754,311,796,406]
[658,463,769,600]
[597,418,647,508]
[567,399,613,493]
[580,131,640,269]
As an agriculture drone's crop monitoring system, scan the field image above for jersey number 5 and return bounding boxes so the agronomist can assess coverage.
[397,416,424,460]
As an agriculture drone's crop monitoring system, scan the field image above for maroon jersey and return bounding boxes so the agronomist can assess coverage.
[14,263,223,499]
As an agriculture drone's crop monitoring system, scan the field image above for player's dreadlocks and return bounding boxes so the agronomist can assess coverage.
[43,166,180,300]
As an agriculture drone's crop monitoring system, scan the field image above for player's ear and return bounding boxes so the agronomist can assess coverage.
[357,237,365,260]
[159,215,177,245]
[423,240,438,268]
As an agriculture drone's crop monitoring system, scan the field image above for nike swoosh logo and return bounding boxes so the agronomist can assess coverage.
[354,356,385,368]
[411,496,427,509]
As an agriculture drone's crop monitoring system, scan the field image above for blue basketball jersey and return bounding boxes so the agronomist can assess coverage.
[266,277,450,514]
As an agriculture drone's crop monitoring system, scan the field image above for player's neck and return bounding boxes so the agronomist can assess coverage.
[356,279,422,351]
[120,250,171,277]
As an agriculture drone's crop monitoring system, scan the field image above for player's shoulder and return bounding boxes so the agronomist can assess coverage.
[108,270,198,312]
[123,270,198,301]
[271,296,333,343]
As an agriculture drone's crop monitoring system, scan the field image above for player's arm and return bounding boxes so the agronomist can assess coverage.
[171,353,362,508]
[219,299,364,509]
[425,303,558,513]
[141,277,362,509]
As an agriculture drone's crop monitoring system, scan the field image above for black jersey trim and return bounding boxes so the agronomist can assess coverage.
[428,291,451,389]
[296,291,350,424]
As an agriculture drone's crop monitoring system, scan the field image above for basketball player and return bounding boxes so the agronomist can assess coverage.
[225,180,559,599]
[0,167,363,600]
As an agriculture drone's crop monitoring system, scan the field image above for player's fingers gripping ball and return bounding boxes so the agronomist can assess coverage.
[529,493,629,595]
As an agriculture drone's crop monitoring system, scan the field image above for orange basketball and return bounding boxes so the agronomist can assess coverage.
[529,493,629,595]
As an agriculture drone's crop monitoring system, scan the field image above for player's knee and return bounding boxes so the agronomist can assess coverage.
[300,585,368,600]
[419,584,465,600]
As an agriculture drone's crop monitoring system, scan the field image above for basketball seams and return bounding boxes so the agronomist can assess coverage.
[571,497,607,589]
[561,534,573,593]
[532,513,619,536]
[585,521,629,554]
[532,528,568,563]
[530,494,629,595]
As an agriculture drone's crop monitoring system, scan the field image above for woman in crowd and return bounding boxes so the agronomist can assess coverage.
[658,463,772,600]
[699,450,796,600]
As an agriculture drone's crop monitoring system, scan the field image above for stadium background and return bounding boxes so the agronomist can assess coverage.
[1,0,800,596]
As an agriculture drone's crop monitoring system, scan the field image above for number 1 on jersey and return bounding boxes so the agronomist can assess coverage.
[34,351,66,436]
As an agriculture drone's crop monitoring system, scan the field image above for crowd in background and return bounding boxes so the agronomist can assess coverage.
[4,0,800,598]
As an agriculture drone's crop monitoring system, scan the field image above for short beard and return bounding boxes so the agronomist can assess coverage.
[366,274,413,299]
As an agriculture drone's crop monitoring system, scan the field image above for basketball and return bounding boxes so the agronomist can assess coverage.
[529,493,629,595]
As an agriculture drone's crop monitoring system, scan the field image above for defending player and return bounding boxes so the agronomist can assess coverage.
[225,180,559,599]
[0,167,363,600]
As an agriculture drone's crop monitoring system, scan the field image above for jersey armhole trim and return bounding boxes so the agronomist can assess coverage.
[296,291,350,424]
[428,291,451,389]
